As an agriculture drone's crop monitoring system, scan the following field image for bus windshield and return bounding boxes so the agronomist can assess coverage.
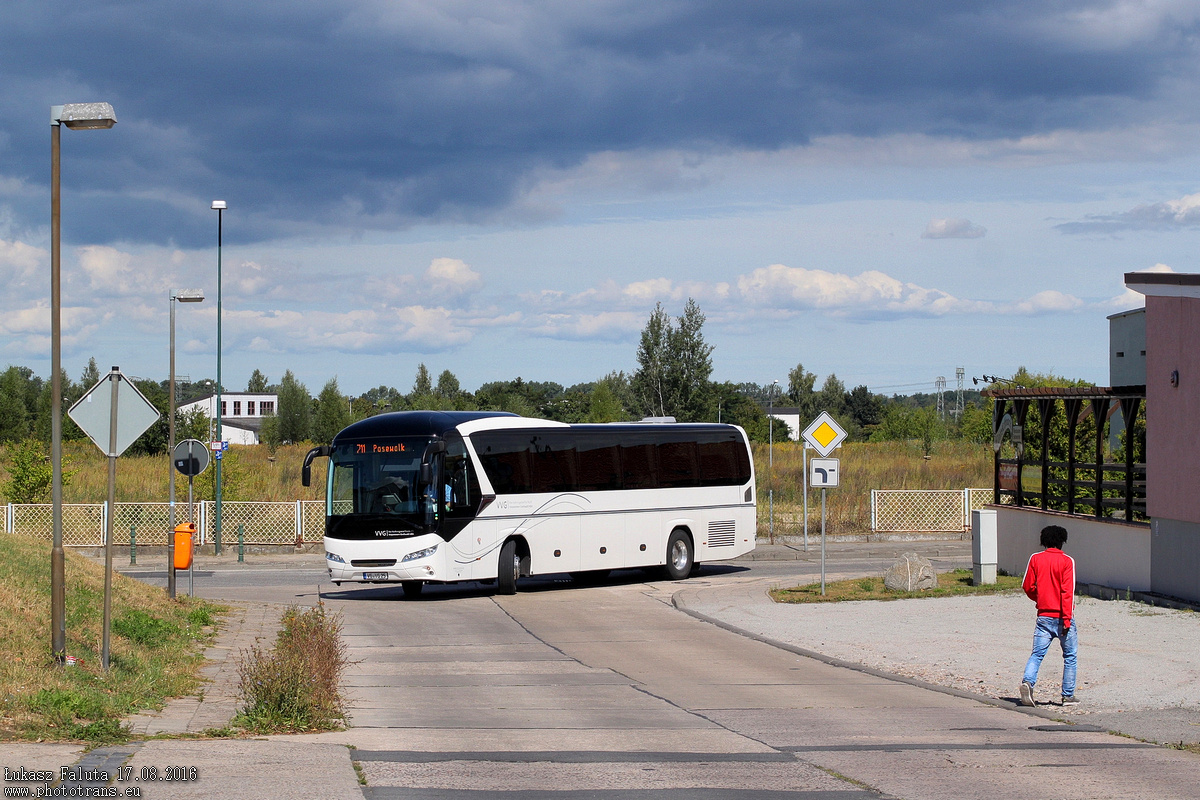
[329,437,432,518]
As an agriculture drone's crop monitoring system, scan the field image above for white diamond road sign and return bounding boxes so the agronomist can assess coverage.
[801,411,847,457]
[810,457,840,488]
[67,369,161,457]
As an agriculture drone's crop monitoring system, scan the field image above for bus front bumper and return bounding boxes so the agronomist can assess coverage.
[325,541,441,583]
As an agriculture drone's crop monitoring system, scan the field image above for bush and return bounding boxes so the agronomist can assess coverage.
[236,603,349,732]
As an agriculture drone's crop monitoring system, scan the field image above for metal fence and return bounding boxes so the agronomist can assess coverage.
[870,488,994,533]
[7,491,994,543]
[3,500,328,547]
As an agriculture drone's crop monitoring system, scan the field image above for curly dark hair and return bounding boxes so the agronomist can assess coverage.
[1040,525,1068,549]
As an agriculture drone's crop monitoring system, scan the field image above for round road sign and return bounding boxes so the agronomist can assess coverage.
[173,439,211,477]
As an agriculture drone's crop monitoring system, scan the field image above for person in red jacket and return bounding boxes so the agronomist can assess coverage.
[1019,524,1078,707]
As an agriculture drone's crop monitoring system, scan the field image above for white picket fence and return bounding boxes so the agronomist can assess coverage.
[3,500,326,547]
[870,488,994,533]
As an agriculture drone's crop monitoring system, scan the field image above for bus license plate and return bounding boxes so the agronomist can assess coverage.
[363,572,389,580]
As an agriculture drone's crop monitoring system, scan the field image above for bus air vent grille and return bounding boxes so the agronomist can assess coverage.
[708,520,736,547]
[351,559,397,567]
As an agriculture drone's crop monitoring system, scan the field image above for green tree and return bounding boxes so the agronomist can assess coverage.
[193,446,244,501]
[259,411,282,458]
[631,299,715,422]
[277,370,312,443]
[176,406,212,444]
[313,378,351,445]
[845,385,884,434]
[434,370,461,401]
[787,363,818,419]
[247,369,269,393]
[816,373,846,416]
[587,380,625,423]
[412,364,432,396]
[79,357,100,391]
[632,303,674,418]
[0,366,32,443]
[2,438,73,503]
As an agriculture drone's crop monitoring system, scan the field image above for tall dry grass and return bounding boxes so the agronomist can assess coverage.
[0,441,326,504]
[1,439,990,536]
[753,439,992,535]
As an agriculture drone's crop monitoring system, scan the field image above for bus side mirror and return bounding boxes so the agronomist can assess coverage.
[420,440,446,486]
[302,445,332,487]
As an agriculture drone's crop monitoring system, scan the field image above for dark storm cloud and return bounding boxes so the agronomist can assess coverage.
[2,0,1196,246]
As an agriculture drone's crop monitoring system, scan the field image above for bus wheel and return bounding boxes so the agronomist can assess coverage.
[497,539,520,595]
[663,529,693,581]
[402,581,423,598]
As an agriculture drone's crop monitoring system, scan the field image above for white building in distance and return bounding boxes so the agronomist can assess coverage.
[177,392,277,446]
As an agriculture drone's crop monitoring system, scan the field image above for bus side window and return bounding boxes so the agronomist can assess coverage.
[445,440,481,515]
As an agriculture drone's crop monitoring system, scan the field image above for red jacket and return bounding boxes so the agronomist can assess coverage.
[1022,547,1075,630]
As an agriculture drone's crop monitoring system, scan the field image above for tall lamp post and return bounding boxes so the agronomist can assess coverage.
[50,103,116,661]
[768,379,778,542]
[211,201,226,554]
[168,289,204,598]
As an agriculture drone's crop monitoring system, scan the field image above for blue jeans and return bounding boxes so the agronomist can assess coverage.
[1023,615,1077,697]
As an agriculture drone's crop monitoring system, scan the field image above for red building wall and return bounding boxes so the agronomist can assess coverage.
[1145,294,1200,524]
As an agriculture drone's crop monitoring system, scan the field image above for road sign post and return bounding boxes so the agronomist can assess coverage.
[172,440,210,595]
[801,413,847,597]
[68,367,160,669]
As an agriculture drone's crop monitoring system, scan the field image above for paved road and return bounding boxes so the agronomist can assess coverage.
[130,543,1195,800]
[34,542,1189,799]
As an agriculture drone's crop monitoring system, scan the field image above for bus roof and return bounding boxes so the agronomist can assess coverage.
[332,410,518,442]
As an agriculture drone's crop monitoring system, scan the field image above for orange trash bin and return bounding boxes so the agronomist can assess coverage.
[174,523,195,570]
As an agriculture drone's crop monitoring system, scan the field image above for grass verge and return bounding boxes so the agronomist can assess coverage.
[770,569,1024,604]
[0,532,224,743]
[235,602,350,733]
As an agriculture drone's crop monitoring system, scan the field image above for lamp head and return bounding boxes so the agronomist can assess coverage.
[174,288,205,303]
[53,103,117,130]
[211,200,227,210]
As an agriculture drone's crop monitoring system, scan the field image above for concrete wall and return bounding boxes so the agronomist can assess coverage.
[1151,517,1200,602]
[995,506,1151,592]
[1108,307,1146,387]
[1145,295,1200,524]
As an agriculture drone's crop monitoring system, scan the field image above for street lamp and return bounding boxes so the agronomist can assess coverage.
[50,102,116,661]
[168,289,204,598]
[211,201,226,554]
[768,379,778,542]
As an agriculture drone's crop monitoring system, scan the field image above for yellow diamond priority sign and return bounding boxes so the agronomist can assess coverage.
[801,411,847,457]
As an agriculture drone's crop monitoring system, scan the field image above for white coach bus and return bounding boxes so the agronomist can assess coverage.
[303,410,756,596]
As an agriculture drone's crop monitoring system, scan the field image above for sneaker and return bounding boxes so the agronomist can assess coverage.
[1062,695,1080,706]
[1019,681,1035,707]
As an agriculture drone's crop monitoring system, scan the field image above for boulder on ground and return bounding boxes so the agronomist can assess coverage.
[883,551,939,592]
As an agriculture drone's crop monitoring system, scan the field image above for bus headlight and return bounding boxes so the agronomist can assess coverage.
[325,551,346,564]
[401,543,439,563]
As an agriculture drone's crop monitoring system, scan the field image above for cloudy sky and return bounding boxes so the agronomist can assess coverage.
[4,1,1200,397]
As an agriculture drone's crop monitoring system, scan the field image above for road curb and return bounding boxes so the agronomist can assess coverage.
[670,585,1075,726]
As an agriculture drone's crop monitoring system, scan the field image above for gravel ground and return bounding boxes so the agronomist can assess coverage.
[682,580,1200,741]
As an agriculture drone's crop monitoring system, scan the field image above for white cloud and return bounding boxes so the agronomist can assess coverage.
[426,257,483,298]
[736,264,990,316]
[366,257,483,305]
[1058,192,1200,233]
[77,245,136,292]
[1004,290,1084,315]
[529,310,643,341]
[922,218,987,239]
[0,239,45,276]
[1105,262,1175,308]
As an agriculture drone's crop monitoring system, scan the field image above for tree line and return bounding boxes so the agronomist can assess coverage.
[1,298,1002,470]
